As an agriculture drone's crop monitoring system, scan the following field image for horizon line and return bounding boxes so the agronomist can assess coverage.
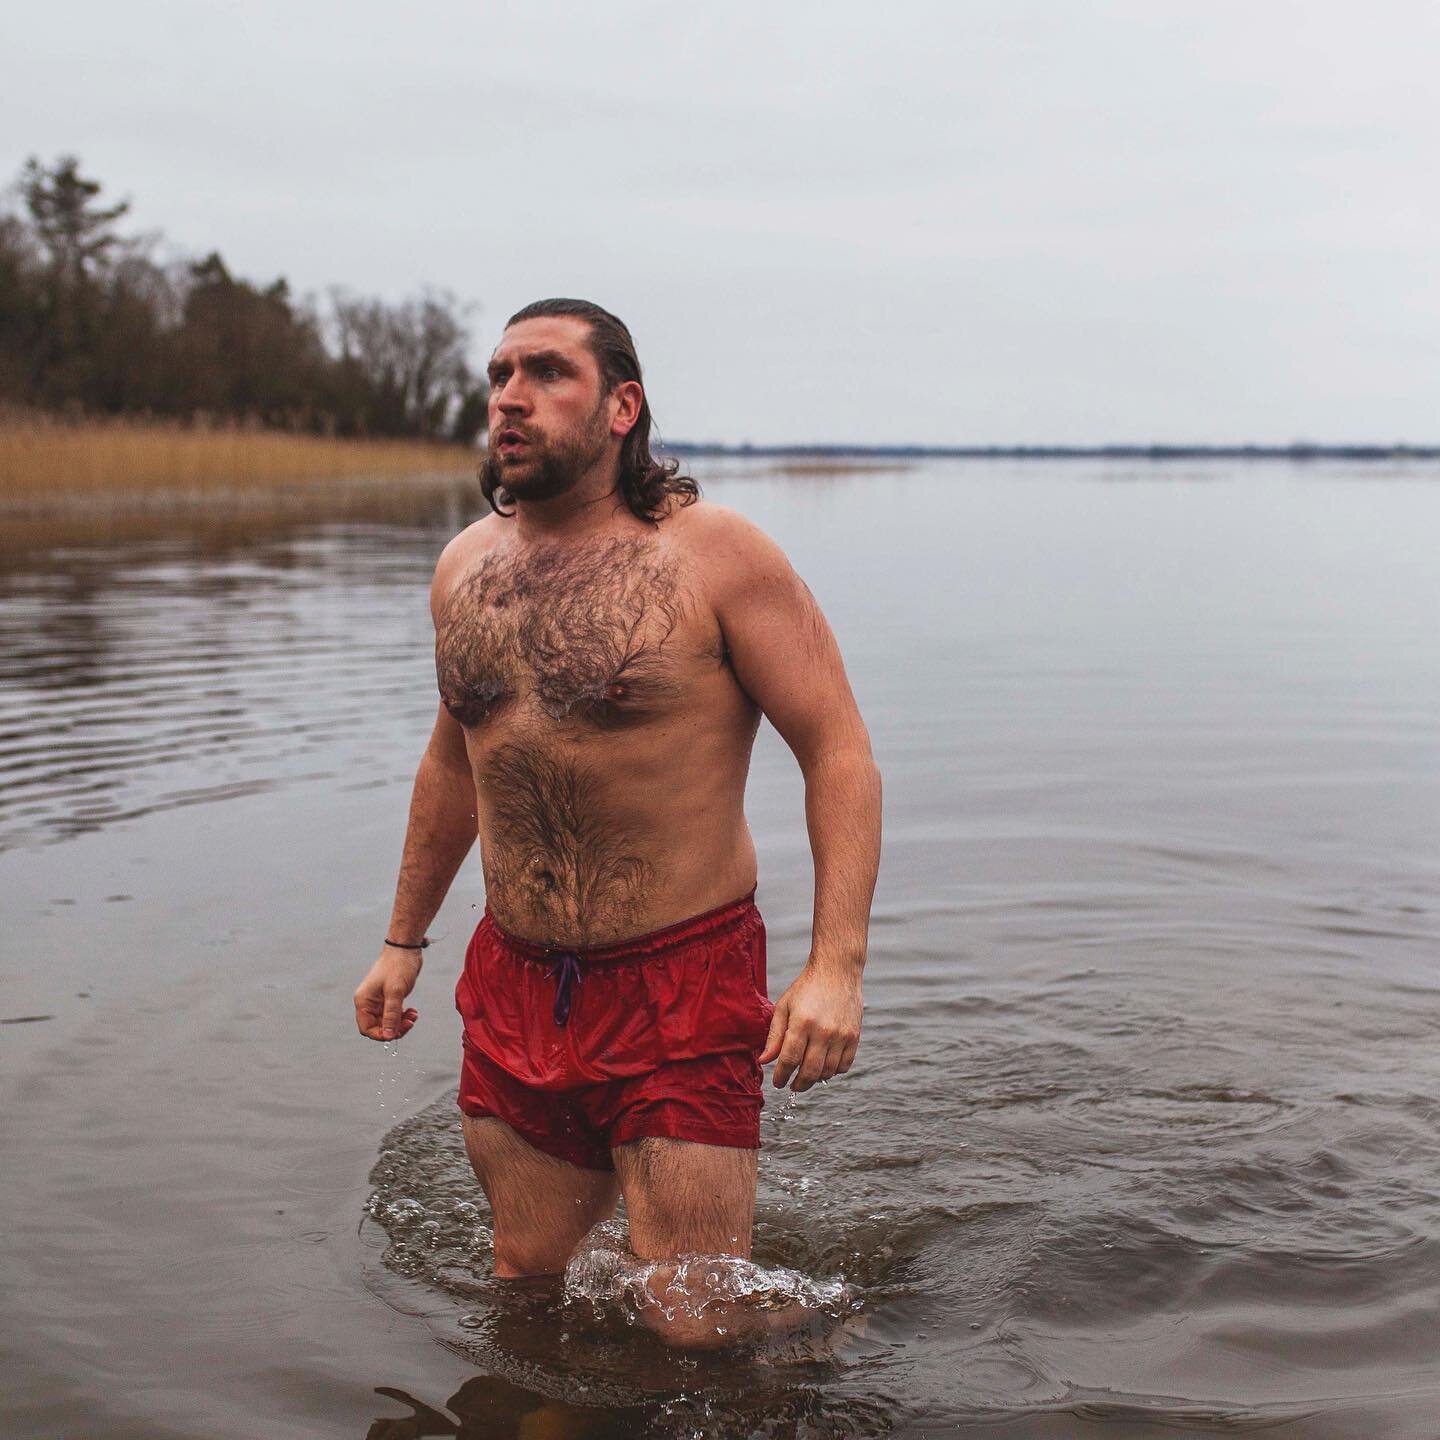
[659,441,1440,460]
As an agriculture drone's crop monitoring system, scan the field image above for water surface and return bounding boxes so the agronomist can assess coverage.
[2,459,1438,1438]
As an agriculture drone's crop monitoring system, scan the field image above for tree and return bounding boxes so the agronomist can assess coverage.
[22,155,129,288]
[0,213,44,400]
[329,289,486,440]
[0,156,486,437]
[16,156,135,406]
[180,252,329,426]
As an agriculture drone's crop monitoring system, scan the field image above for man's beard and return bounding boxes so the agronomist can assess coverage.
[482,404,611,505]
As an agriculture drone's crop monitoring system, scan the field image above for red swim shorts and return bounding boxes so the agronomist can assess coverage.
[454,892,773,1172]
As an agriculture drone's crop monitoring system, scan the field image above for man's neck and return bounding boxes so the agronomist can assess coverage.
[510,461,634,545]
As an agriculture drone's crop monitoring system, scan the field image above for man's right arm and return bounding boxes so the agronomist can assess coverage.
[353,703,476,1041]
[354,525,485,1043]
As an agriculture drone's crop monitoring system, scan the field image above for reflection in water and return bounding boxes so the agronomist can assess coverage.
[0,475,484,852]
[367,1376,611,1440]
[366,1373,899,1440]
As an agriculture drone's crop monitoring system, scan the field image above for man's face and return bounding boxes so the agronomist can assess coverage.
[483,317,612,503]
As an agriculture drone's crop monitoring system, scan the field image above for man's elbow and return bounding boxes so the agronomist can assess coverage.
[801,737,881,789]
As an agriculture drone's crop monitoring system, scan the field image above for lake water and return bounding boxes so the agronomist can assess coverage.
[2,458,1438,1439]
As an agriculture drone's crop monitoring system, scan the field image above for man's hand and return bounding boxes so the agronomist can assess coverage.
[759,962,863,1092]
[353,948,422,1042]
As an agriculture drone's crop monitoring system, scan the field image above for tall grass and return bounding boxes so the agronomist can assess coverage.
[0,413,479,507]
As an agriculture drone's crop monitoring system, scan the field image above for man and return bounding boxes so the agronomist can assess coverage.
[353,298,881,1346]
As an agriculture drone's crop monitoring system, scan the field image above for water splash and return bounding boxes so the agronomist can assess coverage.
[563,1220,856,1331]
[364,1184,495,1289]
[375,1038,424,1115]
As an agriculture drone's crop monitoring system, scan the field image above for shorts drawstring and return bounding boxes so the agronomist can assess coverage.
[546,950,582,1027]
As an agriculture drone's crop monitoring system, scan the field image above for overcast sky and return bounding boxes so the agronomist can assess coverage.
[5,1,1437,445]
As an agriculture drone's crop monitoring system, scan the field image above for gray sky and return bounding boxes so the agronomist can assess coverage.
[5,0,1437,445]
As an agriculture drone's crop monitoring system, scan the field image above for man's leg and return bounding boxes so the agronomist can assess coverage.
[616,1135,757,1256]
[462,1115,618,1277]
[614,1137,807,1348]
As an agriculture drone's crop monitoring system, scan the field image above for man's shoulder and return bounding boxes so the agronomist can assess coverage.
[667,497,795,598]
[438,513,504,569]
[431,514,503,616]
[667,498,783,570]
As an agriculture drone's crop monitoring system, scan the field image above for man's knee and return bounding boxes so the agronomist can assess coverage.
[639,1307,733,1349]
[491,1228,568,1278]
[631,1263,737,1349]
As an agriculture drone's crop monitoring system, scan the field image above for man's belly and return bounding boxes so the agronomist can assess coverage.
[471,736,756,947]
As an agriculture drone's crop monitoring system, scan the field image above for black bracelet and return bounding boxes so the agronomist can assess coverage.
[384,937,430,951]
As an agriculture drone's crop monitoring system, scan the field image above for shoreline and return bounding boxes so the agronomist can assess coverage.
[664,441,1440,461]
[0,414,479,512]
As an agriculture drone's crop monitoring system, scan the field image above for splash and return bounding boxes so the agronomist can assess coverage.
[375,1038,425,1116]
[562,1219,856,1331]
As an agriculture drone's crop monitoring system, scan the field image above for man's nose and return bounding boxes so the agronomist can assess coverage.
[493,379,530,414]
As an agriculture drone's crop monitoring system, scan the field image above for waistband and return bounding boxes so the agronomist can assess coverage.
[482,889,759,967]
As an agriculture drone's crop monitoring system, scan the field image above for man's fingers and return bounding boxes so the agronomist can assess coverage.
[758,999,789,1065]
[791,1035,832,1093]
[356,998,384,1041]
[775,1019,861,1090]
[359,1005,419,1043]
[818,1038,848,1083]
[381,988,405,1040]
[354,991,380,1037]
[772,1031,808,1089]
[789,1028,860,1091]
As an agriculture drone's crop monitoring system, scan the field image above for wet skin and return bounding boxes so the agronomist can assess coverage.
[433,522,762,946]
[356,314,878,1088]
[354,314,880,1341]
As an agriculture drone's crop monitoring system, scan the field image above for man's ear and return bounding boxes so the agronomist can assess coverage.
[610,380,644,438]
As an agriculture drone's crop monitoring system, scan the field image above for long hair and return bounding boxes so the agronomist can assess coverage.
[481,298,699,524]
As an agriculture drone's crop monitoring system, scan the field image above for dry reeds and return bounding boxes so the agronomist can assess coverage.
[0,412,479,510]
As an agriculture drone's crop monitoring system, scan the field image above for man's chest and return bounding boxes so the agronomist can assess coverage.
[434,535,722,731]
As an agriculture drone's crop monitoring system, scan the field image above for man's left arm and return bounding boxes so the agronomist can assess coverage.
[706,513,882,1092]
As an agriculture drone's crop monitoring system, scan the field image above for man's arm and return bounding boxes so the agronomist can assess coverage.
[354,702,478,1042]
[354,531,481,1042]
[703,510,882,1092]
[353,703,476,1041]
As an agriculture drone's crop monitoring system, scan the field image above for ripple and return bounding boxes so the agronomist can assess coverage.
[9,463,1440,1438]
[1067,1087,1290,1138]
[0,521,448,851]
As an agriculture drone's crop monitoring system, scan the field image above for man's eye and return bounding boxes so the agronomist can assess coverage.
[539,367,560,381]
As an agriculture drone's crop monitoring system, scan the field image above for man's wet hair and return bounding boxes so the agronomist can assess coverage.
[482,297,699,525]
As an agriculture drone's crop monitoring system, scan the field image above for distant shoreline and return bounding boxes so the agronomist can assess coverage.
[664,442,1440,461]
[0,413,477,512]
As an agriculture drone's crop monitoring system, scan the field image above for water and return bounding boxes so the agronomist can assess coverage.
[2,460,1438,1438]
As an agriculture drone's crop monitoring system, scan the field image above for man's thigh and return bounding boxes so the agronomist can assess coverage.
[612,1137,758,1259]
[462,1115,619,1277]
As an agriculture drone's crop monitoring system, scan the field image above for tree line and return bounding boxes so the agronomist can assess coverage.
[0,156,487,443]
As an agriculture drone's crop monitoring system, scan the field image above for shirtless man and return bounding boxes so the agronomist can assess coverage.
[353,298,881,1346]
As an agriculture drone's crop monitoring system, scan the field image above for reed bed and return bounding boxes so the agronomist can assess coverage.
[0,414,479,509]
